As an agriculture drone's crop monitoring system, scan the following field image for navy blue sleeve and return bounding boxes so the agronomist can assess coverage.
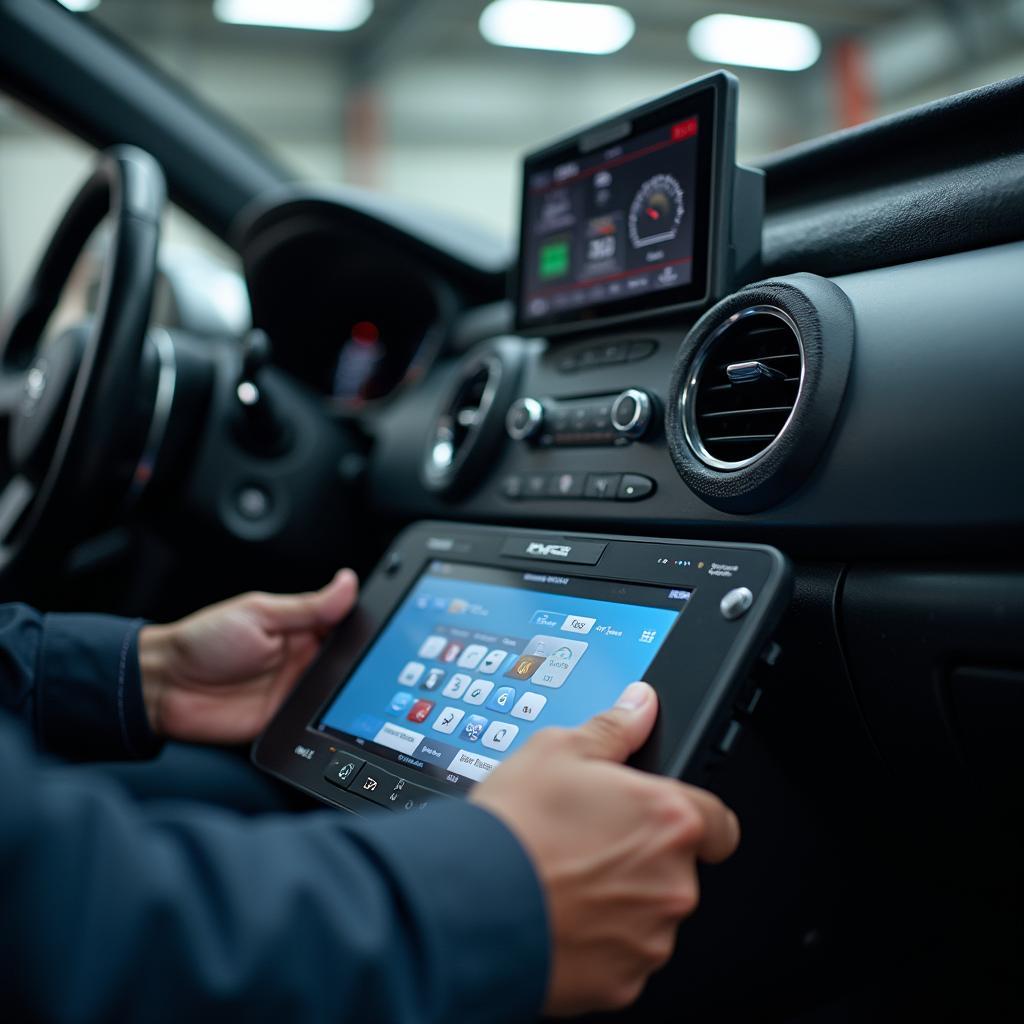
[0,603,161,761]
[0,715,550,1024]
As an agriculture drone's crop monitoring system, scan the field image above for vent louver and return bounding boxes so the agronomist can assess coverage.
[682,305,804,469]
[422,353,504,493]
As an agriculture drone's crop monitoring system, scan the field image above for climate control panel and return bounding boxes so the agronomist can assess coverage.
[506,389,658,447]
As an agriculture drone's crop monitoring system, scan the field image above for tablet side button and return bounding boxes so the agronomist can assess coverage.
[324,754,366,790]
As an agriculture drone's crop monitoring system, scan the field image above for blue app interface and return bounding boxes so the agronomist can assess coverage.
[319,561,690,791]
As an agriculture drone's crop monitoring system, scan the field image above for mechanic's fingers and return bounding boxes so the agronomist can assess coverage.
[570,682,658,763]
[678,783,741,864]
[248,568,358,633]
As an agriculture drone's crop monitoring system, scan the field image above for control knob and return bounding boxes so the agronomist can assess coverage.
[610,388,656,440]
[506,397,545,441]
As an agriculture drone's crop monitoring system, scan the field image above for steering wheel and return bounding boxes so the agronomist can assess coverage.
[0,146,165,589]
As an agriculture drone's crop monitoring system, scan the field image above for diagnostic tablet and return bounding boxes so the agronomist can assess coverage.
[254,523,789,814]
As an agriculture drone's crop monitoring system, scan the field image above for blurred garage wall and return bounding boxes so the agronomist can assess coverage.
[2,0,1023,309]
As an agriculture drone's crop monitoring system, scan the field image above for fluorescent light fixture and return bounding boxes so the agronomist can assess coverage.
[58,0,100,11]
[479,0,635,55]
[213,0,373,32]
[688,13,821,72]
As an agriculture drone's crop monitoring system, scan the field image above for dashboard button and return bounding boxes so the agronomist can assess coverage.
[720,587,754,620]
[548,472,584,498]
[501,475,523,499]
[627,339,657,361]
[524,473,548,498]
[569,406,589,430]
[617,474,655,500]
[584,473,621,499]
[324,753,366,790]
[588,402,613,431]
[550,408,571,433]
[600,342,629,364]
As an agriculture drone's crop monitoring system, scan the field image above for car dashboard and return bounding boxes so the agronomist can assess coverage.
[231,74,1024,1020]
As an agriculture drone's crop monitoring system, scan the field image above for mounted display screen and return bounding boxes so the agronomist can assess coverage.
[516,77,720,334]
[318,560,691,793]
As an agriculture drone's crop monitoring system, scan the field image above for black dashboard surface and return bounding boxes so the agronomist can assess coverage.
[366,240,1024,551]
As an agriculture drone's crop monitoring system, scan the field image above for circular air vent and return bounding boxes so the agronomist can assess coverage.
[665,276,855,512]
[422,339,524,496]
[682,305,803,469]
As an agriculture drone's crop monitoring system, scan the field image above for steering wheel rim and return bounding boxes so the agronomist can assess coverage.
[0,145,165,585]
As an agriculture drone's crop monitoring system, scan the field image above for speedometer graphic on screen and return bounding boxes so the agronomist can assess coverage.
[627,174,685,248]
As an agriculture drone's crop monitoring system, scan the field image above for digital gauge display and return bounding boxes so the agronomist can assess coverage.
[515,74,728,334]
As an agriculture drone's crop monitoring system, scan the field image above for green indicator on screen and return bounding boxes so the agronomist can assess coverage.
[538,237,570,280]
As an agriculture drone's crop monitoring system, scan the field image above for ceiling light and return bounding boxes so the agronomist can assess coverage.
[58,0,100,11]
[688,13,821,72]
[479,0,635,55]
[213,0,373,32]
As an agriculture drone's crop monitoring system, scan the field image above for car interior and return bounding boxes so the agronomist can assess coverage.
[1,0,1022,1020]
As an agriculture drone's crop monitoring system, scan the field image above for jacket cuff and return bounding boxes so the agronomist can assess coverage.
[352,799,551,1024]
[37,614,164,761]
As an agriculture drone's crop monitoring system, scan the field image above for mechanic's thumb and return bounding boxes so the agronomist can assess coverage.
[571,681,658,763]
[249,568,359,633]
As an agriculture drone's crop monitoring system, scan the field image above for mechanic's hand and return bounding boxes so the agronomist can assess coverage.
[471,681,739,1017]
[138,569,358,744]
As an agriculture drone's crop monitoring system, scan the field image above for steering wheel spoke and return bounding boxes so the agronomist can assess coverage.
[0,475,35,547]
[0,370,27,420]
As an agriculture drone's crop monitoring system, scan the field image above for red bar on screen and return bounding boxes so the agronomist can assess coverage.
[671,117,698,141]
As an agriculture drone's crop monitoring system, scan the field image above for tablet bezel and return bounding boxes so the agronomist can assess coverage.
[253,522,790,814]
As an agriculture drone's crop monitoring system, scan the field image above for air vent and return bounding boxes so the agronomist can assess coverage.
[421,342,528,497]
[682,305,803,470]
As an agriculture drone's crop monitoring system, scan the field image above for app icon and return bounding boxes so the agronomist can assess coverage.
[530,610,564,628]
[510,691,547,721]
[432,706,466,735]
[477,649,510,674]
[460,714,488,743]
[421,667,446,691]
[561,614,596,635]
[456,644,488,669]
[463,680,494,706]
[406,699,435,724]
[522,635,589,688]
[387,691,414,715]
[486,686,517,714]
[481,721,519,752]
[440,642,463,664]
[398,661,426,687]
[417,635,446,659]
[448,598,468,614]
[504,654,546,681]
[442,672,473,699]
